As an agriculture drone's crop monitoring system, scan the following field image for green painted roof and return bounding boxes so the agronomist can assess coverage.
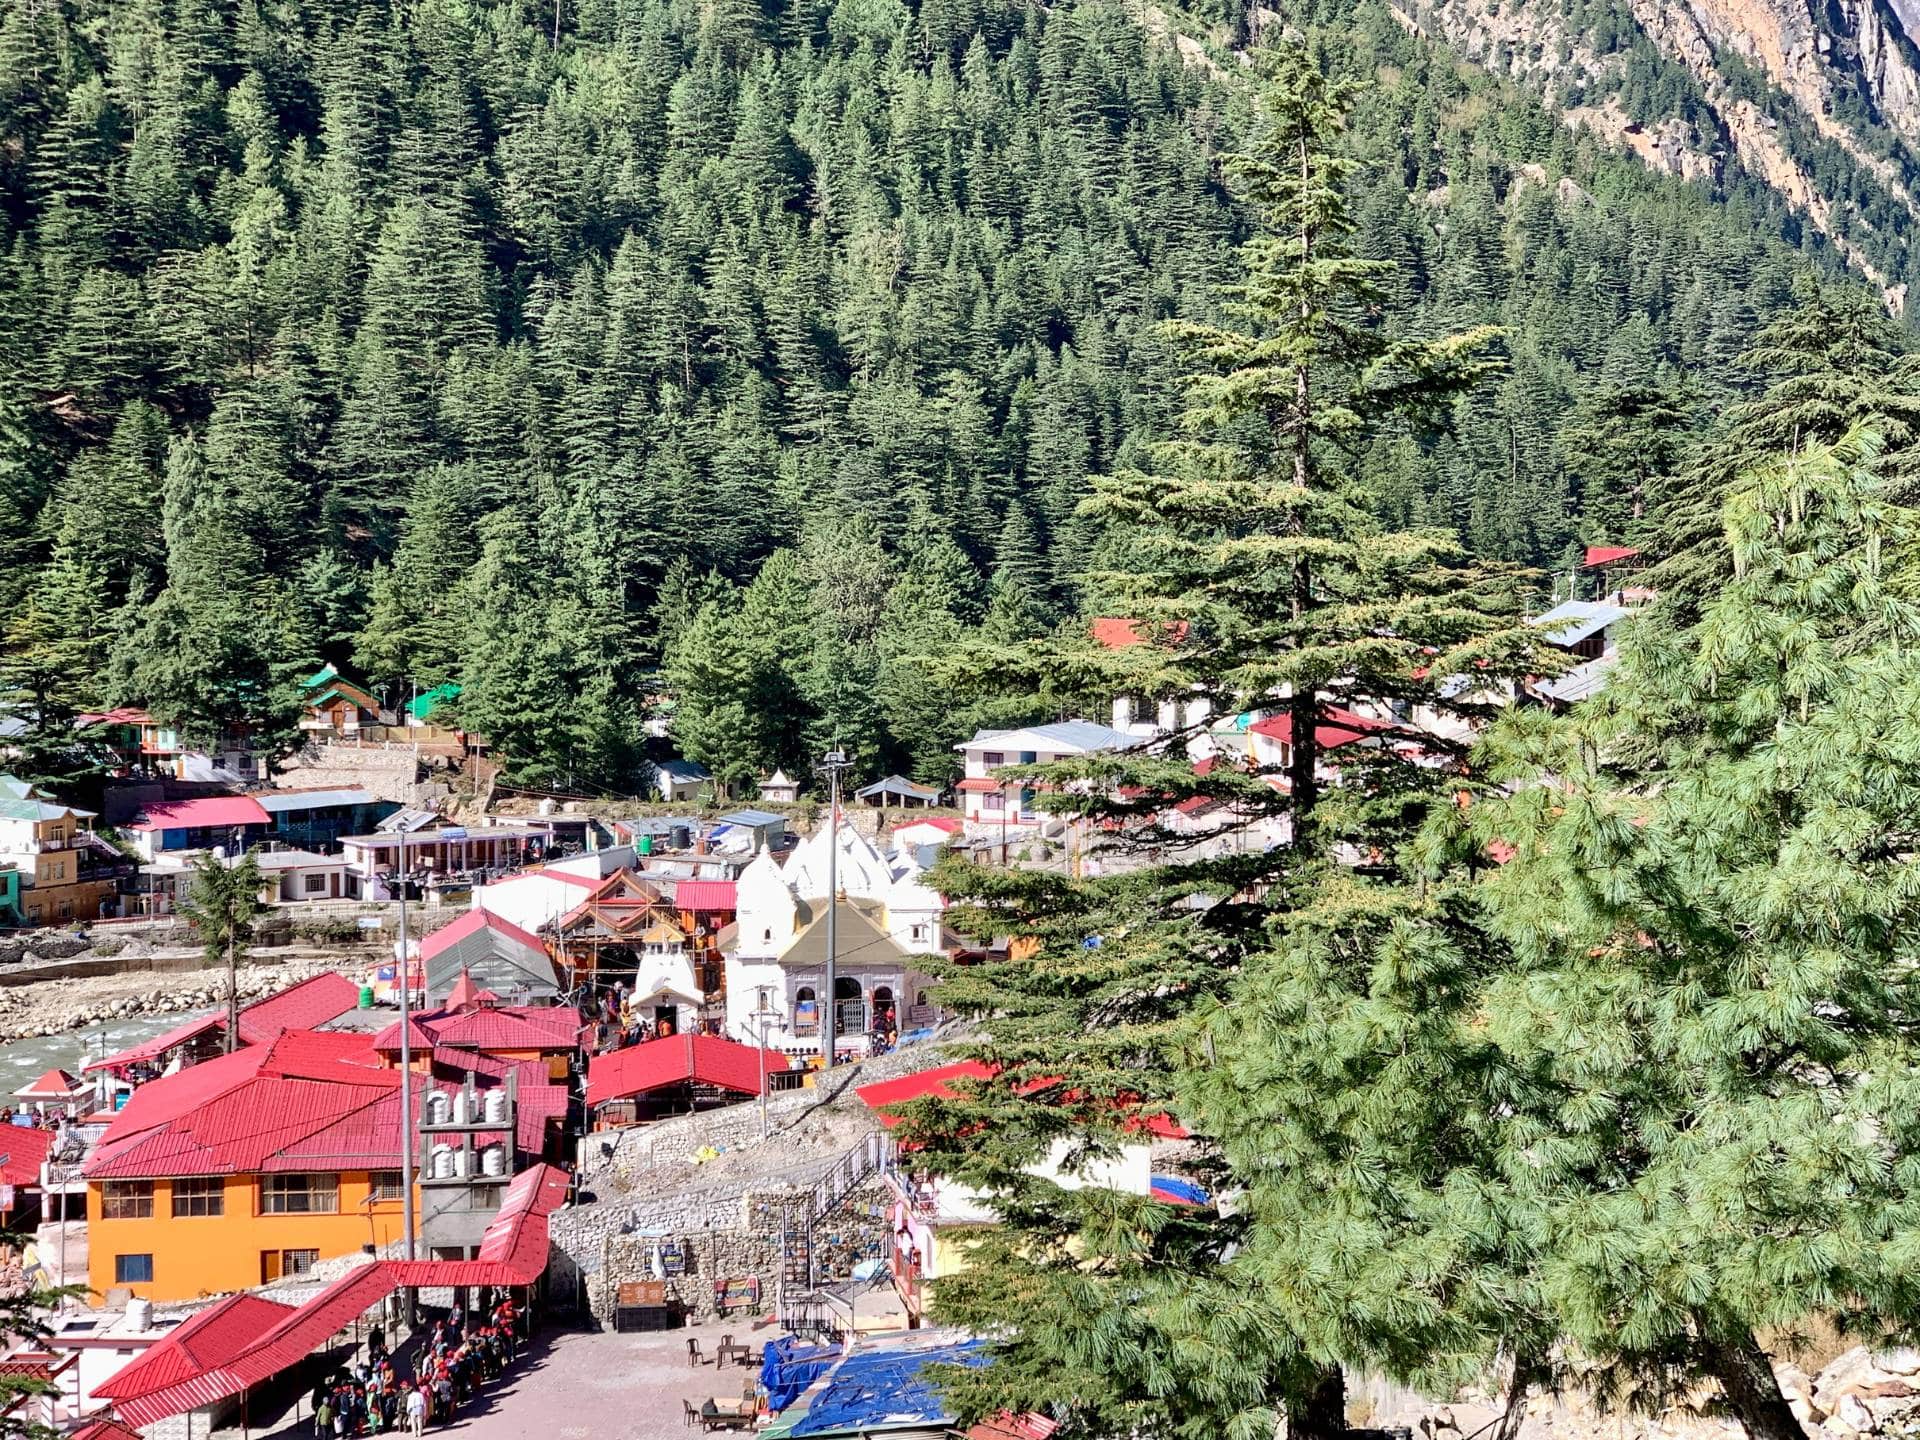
[408,683,461,721]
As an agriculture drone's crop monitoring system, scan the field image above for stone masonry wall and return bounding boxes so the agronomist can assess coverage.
[276,742,444,808]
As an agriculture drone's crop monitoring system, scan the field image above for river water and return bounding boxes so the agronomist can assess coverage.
[0,1009,215,1091]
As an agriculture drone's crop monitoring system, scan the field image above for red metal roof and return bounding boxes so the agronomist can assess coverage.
[71,1420,146,1440]
[85,1033,406,1180]
[108,1164,571,1429]
[673,879,737,912]
[95,1294,296,1404]
[125,796,271,832]
[75,708,153,728]
[236,972,361,1043]
[1246,706,1392,750]
[587,1034,792,1107]
[0,1126,54,1187]
[15,1067,83,1096]
[1582,544,1641,568]
[896,817,960,834]
[87,974,363,1073]
[1090,617,1190,650]
[427,1008,584,1052]
[419,908,547,965]
[955,777,1003,793]
[856,1061,996,1126]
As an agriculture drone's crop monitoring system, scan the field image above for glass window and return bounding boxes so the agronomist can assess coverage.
[114,1254,153,1284]
[303,873,328,894]
[260,1173,338,1214]
[983,790,1004,812]
[170,1177,223,1217]
[982,751,1005,768]
[102,1181,154,1220]
[281,1249,319,1276]
[368,1170,405,1201]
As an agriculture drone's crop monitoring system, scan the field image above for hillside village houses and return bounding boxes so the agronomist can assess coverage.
[0,776,117,925]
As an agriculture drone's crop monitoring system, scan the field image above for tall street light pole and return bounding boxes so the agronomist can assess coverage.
[396,829,416,1263]
[818,748,851,1069]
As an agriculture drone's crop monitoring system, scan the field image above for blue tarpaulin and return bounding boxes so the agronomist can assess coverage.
[789,1336,991,1435]
[1150,1174,1209,1205]
[761,1338,840,1413]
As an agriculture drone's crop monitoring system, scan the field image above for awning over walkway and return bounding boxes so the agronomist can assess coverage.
[106,1164,569,1428]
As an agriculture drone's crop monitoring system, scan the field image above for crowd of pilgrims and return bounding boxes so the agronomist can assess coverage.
[311,1296,521,1436]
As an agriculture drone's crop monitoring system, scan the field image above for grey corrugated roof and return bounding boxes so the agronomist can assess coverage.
[1530,599,1629,648]
[777,898,911,968]
[255,788,378,813]
[719,809,786,828]
[856,775,941,801]
[657,760,710,781]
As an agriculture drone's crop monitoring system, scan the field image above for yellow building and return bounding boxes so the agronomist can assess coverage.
[89,1170,409,1300]
[82,1032,416,1303]
[0,778,117,925]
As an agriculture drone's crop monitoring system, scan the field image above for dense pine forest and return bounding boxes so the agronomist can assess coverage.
[0,0,1887,789]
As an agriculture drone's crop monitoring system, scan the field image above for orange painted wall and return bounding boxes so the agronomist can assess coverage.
[87,1172,411,1302]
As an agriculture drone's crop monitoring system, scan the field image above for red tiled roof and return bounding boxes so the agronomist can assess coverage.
[95,1294,296,1405]
[856,1061,997,1125]
[0,1126,54,1187]
[673,880,737,912]
[419,908,546,965]
[445,968,483,1011]
[1247,707,1392,750]
[587,1034,791,1107]
[969,1413,1062,1440]
[1090,617,1190,650]
[110,1165,571,1429]
[1582,544,1640,568]
[955,777,1003,793]
[125,796,271,832]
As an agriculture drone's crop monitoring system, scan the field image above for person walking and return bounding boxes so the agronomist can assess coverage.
[406,1382,426,1439]
[316,1394,333,1440]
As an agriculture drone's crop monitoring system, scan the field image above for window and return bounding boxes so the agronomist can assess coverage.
[303,873,328,894]
[260,1173,338,1214]
[910,923,928,943]
[983,790,1004,813]
[171,1177,223,1217]
[981,751,1005,768]
[114,1254,153,1284]
[261,1249,319,1282]
[368,1170,405,1201]
[102,1181,153,1220]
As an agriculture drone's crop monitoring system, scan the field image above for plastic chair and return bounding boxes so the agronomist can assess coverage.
[686,1337,706,1367]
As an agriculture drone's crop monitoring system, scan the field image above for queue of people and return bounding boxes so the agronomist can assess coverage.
[311,1296,522,1437]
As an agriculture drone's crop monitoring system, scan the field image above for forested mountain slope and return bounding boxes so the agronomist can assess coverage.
[0,0,1896,787]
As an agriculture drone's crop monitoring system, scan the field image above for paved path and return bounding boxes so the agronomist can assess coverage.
[439,1320,768,1440]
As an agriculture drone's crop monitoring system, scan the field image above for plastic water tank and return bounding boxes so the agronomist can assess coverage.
[431,1144,453,1179]
[452,1147,470,1177]
[637,834,653,856]
[426,1091,450,1126]
[127,1297,153,1331]
[483,1090,507,1124]
[670,823,691,850]
[449,1090,468,1125]
[481,1144,506,1177]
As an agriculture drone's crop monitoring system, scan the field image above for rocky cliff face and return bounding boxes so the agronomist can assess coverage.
[1391,0,1920,305]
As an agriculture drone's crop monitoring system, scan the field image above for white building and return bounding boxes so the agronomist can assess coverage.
[951,720,1137,826]
[722,823,946,1057]
[470,846,636,933]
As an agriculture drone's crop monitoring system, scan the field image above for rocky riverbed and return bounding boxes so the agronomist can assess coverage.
[0,955,351,1042]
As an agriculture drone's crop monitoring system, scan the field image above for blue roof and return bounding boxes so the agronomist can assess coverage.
[770,1332,991,1437]
[1531,599,1630,647]
[719,809,786,828]
[657,759,710,781]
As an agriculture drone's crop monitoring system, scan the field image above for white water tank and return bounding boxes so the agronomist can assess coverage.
[452,1147,469,1177]
[426,1091,450,1126]
[450,1090,470,1125]
[481,1144,506,1177]
[127,1297,153,1331]
[430,1144,453,1178]
[483,1090,507,1124]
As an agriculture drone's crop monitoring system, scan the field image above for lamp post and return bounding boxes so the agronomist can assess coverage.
[396,829,416,1263]
[753,984,776,1142]
[816,748,852,1068]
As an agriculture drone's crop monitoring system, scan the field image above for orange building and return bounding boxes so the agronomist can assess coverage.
[83,1031,415,1302]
